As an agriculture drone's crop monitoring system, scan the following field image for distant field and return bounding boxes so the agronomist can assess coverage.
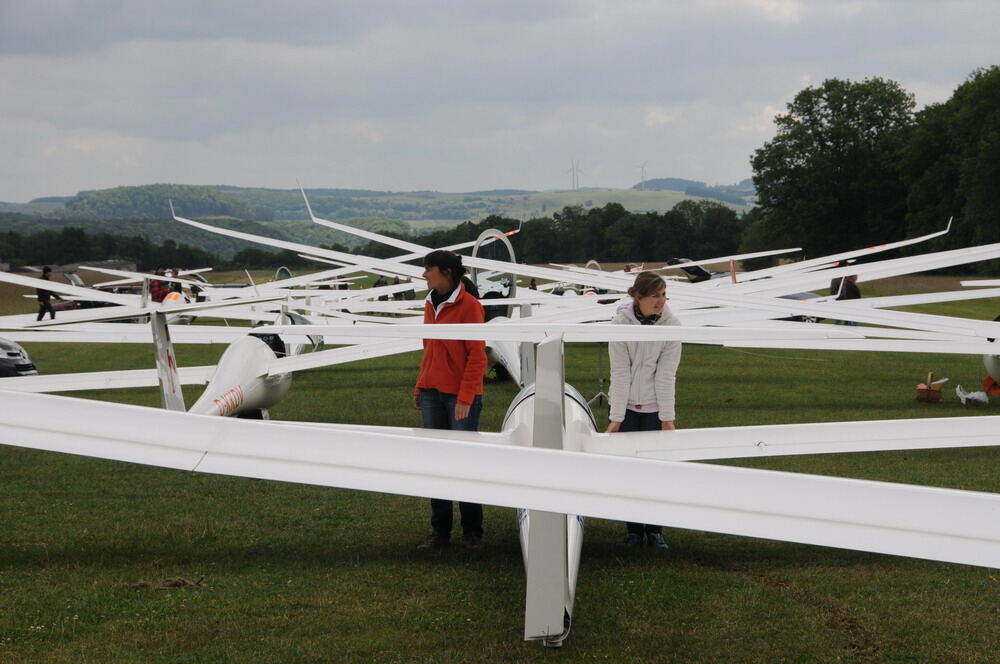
[0,272,997,662]
[258,188,747,235]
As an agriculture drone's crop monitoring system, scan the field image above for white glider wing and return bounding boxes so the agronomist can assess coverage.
[0,271,138,306]
[736,219,953,282]
[585,415,1000,461]
[0,365,216,392]
[255,322,863,344]
[0,389,996,568]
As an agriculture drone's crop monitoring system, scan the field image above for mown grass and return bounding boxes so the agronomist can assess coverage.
[0,276,998,663]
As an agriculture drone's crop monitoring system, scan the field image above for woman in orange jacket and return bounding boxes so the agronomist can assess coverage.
[412,250,488,548]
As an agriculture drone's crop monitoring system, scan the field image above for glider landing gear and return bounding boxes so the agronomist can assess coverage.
[542,610,572,649]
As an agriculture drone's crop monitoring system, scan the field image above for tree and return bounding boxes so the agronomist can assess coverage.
[602,213,656,261]
[751,77,916,257]
[672,200,742,259]
[901,66,1000,270]
[550,205,588,262]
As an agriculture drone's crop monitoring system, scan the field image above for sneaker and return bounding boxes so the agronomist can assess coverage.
[617,533,643,548]
[417,532,449,549]
[646,533,669,550]
[461,532,483,548]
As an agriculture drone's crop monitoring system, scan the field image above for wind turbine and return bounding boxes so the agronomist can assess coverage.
[567,160,582,190]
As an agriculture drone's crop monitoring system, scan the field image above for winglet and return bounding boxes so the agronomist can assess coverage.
[245,269,261,297]
[504,220,522,237]
[298,180,317,221]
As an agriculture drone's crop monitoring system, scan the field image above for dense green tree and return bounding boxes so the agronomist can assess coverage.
[0,230,23,265]
[650,210,691,261]
[602,213,655,261]
[672,200,743,259]
[550,205,588,262]
[901,66,1000,269]
[751,77,916,257]
[517,217,558,264]
[735,207,782,270]
[50,227,91,264]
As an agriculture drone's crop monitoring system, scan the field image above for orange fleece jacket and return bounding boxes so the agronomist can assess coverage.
[413,283,487,405]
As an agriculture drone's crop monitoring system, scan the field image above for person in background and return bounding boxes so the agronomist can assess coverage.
[374,274,389,301]
[170,268,183,294]
[606,271,682,549]
[150,266,170,303]
[36,266,55,321]
[412,250,487,549]
[829,274,861,325]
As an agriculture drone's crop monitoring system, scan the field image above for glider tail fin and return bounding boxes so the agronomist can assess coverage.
[151,311,186,411]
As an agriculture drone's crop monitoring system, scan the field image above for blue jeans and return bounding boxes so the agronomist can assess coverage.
[617,409,663,536]
[419,388,483,432]
[419,389,484,538]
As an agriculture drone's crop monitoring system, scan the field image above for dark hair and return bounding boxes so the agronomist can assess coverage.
[627,271,666,298]
[423,250,480,298]
[424,250,467,282]
[42,266,52,274]
[459,275,480,299]
[424,250,465,274]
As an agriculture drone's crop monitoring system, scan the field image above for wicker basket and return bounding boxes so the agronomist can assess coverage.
[916,372,942,403]
[916,388,942,403]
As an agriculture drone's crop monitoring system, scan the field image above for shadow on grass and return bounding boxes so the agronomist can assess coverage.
[0,529,528,571]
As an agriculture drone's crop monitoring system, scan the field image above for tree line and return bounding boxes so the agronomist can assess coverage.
[0,226,349,272]
[416,200,746,265]
[58,184,271,221]
[0,199,744,271]
[745,66,1000,273]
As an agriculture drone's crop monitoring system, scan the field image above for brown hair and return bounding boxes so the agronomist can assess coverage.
[627,271,666,299]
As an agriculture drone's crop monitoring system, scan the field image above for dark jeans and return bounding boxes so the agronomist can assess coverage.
[419,388,484,538]
[617,408,663,536]
[36,302,55,321]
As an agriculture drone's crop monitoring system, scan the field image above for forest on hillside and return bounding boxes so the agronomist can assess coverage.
[2,67,997,274]
[0,199,742,271]
[6,182,746,223]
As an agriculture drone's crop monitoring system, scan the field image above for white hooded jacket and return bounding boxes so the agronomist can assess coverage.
[607,300,682,423]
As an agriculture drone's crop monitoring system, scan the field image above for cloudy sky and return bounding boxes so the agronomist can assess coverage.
[0,0,996,202]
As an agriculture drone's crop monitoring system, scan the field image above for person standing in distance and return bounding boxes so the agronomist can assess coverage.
[150,266,170,303]
[412,250,488,549]
[36,266,56,321]
[606,271,682,549]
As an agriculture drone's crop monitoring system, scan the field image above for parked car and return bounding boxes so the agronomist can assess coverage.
[0,337,38,377]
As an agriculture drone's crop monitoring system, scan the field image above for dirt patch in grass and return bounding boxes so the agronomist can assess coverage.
[735,569,883,661]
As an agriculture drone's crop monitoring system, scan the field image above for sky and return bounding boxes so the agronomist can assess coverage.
[0,0,997,202]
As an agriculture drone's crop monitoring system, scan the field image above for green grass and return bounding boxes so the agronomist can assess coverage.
[0,277,998,662]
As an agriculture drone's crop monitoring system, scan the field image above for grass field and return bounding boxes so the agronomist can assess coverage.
[0,274,998,663]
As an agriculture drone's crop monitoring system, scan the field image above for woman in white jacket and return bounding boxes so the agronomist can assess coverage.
[607,271,682,549]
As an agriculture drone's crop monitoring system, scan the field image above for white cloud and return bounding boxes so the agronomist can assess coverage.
[1,1,998,201]
[742,0,803,24]
[644,107,680,127]
[734,104,784,136]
